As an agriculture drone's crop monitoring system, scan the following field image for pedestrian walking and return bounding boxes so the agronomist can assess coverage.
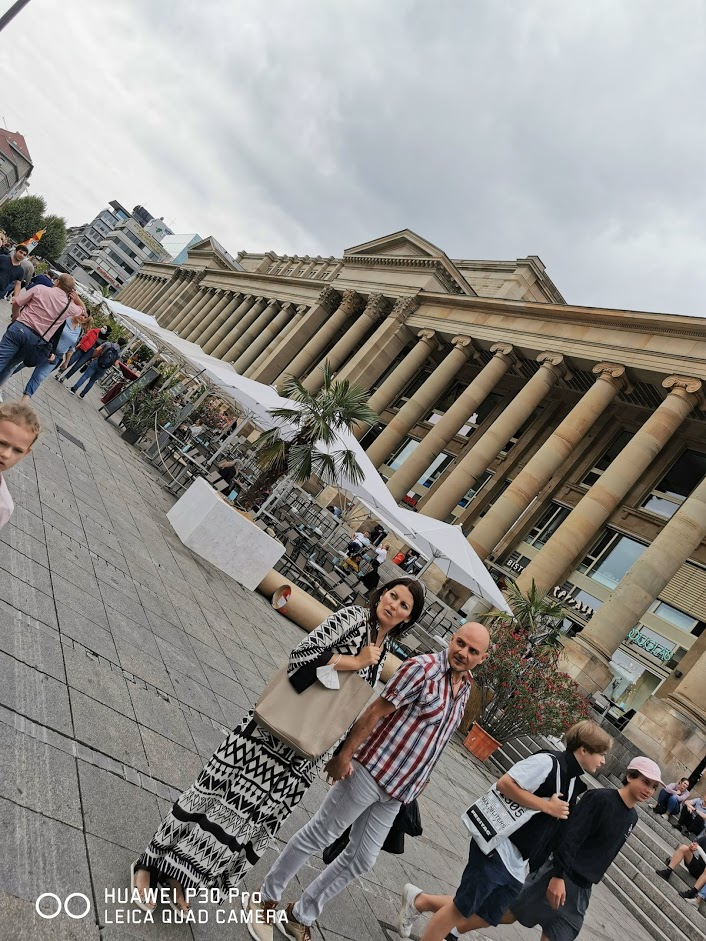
[58,324,108,380]
[0,274,84,401]
[0,244,29,301]
[504,756,661,941]
[360,543,390,592]
[131,578,426,916]
[0,400,41,529]
[16,308,88,399]
[252,621,491,941]
[68,338,123,398]
[397,720,613,941]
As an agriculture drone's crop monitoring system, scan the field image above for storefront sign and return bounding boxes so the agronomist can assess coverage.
[504,559,596,618]
[626,628,673,662]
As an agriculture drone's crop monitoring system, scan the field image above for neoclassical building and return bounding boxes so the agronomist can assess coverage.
[116,230,706,774]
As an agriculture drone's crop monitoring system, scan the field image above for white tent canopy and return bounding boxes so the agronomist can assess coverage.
[110,302,511,612]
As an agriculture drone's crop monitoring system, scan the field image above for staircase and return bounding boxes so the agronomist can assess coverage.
[490,737,706,941]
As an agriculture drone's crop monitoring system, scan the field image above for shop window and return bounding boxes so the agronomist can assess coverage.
[642,449,706,519]
[649,600,699,635]
[419,452,453,489]
[578,532,646,589]
[581,431,633,487]
[526,503,570,547]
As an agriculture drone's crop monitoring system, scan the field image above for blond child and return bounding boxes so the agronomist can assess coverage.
[0,401,40,528]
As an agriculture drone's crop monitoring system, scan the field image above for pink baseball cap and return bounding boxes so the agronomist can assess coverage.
[627,756,663,783]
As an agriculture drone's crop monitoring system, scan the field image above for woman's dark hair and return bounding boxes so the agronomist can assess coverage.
[367,577,426,637]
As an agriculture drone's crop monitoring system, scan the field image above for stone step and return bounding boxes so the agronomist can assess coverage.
[612,844,706,941]
[635,803,695,849]
[603,870,687,941]
[622,835,694,894]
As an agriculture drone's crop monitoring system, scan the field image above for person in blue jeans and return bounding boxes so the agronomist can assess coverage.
[16,309,88,399]
[59,325,109,381]
[69,340,123,398]
[653,777,690,817]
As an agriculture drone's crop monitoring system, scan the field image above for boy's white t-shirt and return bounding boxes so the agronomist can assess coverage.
[494,753,556,883]
[0,475,15,529]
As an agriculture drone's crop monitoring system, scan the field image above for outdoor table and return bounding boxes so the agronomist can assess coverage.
[118,362,140,381]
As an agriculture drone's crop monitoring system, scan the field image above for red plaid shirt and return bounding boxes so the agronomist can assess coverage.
[355,649,472,802]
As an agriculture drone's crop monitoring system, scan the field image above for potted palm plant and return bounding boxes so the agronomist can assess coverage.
[237,364,378,511]
[461,581,592,760]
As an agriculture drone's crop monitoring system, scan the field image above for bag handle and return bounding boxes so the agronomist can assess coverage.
[37,296,73,340]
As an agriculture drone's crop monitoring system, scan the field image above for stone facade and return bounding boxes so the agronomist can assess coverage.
[116,229,706,781]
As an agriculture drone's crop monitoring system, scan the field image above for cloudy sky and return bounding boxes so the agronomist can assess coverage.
[1,0,704,315]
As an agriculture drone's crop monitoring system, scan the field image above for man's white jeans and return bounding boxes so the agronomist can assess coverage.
[261,761,401,925]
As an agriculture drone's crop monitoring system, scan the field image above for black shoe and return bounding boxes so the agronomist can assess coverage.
[68,387,77,395]
[653,804,666,814]
[680,888,698,899]
[656,868,672,880]
[672,820,683,828]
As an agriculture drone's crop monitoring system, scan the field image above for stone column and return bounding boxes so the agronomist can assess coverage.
[126,275,152,308]
[247,304,306,378]
[566,468,706,696]
[183,289,232,342]
[468,363,630,561]
[231,300,282,372]
[516,377,703,596]
[194,292,243,347]
[664,630,706,727]
[117,275,142,304]
[274,289,363,391]
[148,275,181,317]
[421,352,568,519]
[302,293,390,393]
[157,272,198,326]
[366,337,475,470]
[241,303,296,376]
[153,272,187,319]
[352,330,438,439]
[202,294,255,355]
[170,285,213,333]
[386,343,516,502]
[175,288,221,337]
[137,277,165,311]
[217,297,269,361]
[161,273,205,330]
[251,287,340,385]
[336,297,418,389]
[143,277,174,314]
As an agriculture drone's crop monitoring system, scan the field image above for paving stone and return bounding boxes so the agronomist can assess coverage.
[63,646,136,719]
[167,670,225,723]
[85,533,128,572]
[0,607,65,682]
[56,602,119,663]
[128,681,194,747]
[206,667,252,708]
[0,889,100,941]
[77,762,162,852]
[0,568,58,628]
[139,727,203,791]
[0,796,91,905]
[98,581,149,629]
[43,507,87,544]
[0,724,81,828]
[114,640,175,695]
[53,573,110,629]
[156,637,209,686]
[0,539,54,594]
[70,689,147,769]
[7,504,45,543]
[184,713,229,760]
[0,650,73,736]
[0,520,49,569]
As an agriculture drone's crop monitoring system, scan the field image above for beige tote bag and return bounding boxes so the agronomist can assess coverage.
[254,629,375,761]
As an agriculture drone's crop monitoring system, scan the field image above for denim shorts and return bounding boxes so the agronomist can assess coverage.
[511,860,591,941]
[453,840,524,927]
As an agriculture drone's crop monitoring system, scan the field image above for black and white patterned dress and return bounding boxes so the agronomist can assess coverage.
[136,606,386,896]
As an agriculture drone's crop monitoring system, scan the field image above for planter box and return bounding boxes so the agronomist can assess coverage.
[167,478,285,590]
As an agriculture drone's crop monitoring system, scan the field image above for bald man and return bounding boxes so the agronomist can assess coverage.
[250,624,491,941]
[0,273,85,395]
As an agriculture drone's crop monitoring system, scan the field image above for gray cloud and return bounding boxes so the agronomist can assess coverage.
[1,0,704,315]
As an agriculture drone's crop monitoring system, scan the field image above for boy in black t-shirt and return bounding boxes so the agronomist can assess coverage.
[509,755,661,941]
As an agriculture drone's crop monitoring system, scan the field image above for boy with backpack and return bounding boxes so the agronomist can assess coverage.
[68,339,123,398]
[397,720,613,941]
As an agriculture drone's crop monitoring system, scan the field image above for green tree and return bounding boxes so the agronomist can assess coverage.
[35,214,67,261]
[0,194,46,241]
[238,364,378,510]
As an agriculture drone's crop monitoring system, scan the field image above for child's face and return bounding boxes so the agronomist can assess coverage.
[0,420,35,473]
[627,773,660,803]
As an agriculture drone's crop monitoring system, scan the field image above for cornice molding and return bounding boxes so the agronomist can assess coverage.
[344,254,471,296]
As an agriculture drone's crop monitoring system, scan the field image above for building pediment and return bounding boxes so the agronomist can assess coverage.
[343,229,476,296]
[185,237,241,271]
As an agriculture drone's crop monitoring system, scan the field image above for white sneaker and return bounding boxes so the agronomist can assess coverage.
[398,883,422,938]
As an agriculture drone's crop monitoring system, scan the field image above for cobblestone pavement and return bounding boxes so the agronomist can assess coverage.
[0,300,647,941]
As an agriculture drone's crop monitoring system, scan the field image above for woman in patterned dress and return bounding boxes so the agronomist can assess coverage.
[132,577,425,913]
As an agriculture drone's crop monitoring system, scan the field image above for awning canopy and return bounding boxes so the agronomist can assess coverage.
[110,302,511,612]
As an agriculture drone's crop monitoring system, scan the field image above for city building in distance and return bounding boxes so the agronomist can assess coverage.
[0,128,33,206]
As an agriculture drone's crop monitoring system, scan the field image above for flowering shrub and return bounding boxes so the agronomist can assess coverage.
[469,624,592,742]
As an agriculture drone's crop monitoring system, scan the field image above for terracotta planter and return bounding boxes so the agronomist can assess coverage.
[463,723,501,761]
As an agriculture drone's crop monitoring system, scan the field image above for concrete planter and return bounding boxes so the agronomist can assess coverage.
[167,478,285,590]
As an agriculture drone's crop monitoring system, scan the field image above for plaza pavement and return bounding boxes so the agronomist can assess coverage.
[0,299,647,941]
